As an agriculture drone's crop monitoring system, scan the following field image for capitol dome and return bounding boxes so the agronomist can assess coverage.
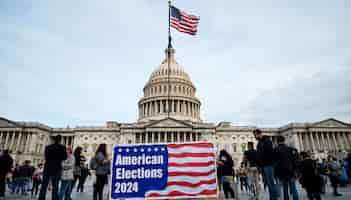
[138,48,201,122]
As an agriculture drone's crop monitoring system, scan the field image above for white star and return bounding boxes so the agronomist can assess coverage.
[140,148,144,152]
[154,147,158,152]
[118,148,122,152]
[161,147,165,151]
[147,148,152,152]
[133,148,138,152]
[126,148,130,152]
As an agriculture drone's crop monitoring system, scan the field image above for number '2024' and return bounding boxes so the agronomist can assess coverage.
[114,182,138,193]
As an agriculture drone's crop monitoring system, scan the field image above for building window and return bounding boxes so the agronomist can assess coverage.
[167,132,171,142]
[233,143,237,152]
[180,133,184,142]
[135,133,140,143]
[141,133,146,143]
[147,133,152,143]
[192,133,196,141]
[241,143,246,152]
[186,132,191,142]
[160,133,165,142]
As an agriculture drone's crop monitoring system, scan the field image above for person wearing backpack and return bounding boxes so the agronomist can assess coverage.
[273,136,299,200]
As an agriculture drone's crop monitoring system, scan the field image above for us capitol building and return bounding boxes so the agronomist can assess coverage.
[1,48,351,166]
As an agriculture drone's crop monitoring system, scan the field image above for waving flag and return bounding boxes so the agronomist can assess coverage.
[170,6,200,35]
[110,142,218,199]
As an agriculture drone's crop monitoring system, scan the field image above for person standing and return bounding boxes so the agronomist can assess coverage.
[217,149,235,199]
[327,155,342,196]
[90,144,110,200]
[38,135,67,200]
[274,136,299,200]
[77,165,90,193]
[253,128,280,200]
[17,160,35,195]
[59,146,75,200]
[71,147,84,191]
[244,141,260,200]
[298,152,323,200]
[0,149,13,198]
[32,163,44,197]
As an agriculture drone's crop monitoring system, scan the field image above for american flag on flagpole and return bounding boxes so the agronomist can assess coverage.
[170,6,200,35]
[145,143,217,198]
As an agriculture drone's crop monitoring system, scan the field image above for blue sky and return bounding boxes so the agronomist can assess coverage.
[1,0,350,127]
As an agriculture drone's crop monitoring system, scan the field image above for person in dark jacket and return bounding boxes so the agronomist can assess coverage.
[0,149,13,198]
[217,149,235,199]
[77,165,91,192]
[17,160,35,195]
[38,135,67,200]
[327,155,342,196]
[254,128,280,200]
[298,152,323,200]
[274,136,299,200]
[244,141,260,200]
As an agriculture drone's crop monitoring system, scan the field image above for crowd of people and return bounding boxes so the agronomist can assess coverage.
[1,130,351,200]
[217,128,351,200]
[0,135,109,200]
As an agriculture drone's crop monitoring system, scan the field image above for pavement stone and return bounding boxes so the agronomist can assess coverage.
[3,180,351,200]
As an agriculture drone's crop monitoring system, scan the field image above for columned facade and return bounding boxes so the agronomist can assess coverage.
[1,48,351,166]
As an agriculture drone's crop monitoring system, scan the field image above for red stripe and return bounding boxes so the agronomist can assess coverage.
[147,189,217,197]
[168,160,215,167]
[168,152,215,158]
[180,11,200,20]
[167,179,217,188]
[168,169,216,177]
[180,15,200,24]
[167,143,214,149]
[171,25,197,35]
[171,18,198,29]
[171,22,197,32]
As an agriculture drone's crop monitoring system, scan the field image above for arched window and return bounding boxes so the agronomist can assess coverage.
[233,143,237,152]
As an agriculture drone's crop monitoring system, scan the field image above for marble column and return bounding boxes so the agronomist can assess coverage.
[315,132,321,151]
[9,132,15,152]
[332,133,338,151]
[298,133,303,151]
[4,132,9,150]
[309,132,315,152]
[177,101,180,115]
[0,132,3,149]
[343,132,350,150]
[326,133,331,151]
[338,132,345,150]
[165,100,169,114]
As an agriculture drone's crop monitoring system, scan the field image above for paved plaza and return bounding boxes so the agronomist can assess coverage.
[3,178,351,200]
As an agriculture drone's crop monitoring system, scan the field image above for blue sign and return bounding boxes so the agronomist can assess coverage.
[110,144,168,199]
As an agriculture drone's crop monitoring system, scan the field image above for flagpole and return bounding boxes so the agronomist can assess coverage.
[167,0,172,118]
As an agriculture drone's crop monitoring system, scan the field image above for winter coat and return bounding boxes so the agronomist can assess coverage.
[256,136,275,167]
[43,143,67,175]
[61,154,75,180]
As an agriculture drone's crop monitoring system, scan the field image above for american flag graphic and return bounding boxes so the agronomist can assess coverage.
[145,142,218,198]
[170,6,200,35]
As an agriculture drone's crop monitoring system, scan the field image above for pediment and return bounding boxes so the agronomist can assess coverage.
[0,117,19,128]
[145,118,193,128]
[313,118,351,128]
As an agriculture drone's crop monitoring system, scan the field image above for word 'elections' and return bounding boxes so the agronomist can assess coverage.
[115,167,163,179]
